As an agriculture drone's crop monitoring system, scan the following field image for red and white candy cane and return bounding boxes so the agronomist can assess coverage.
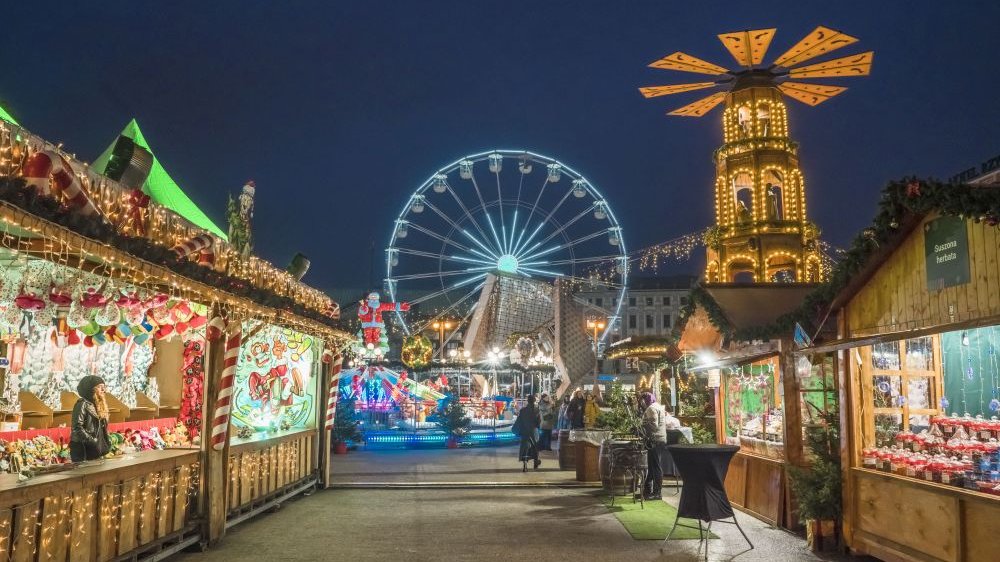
[210,323,242,451]
[22,150,101,216]
[171,233,216,265]
[324,353,344,430]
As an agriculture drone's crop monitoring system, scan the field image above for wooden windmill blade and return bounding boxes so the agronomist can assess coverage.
[788,51,874,78]
[648,52,729,75]
[717,28,777,68]
[778,82,848,106]
[667,92,727,117]
[639,82,718,98]
[771,26,859,68]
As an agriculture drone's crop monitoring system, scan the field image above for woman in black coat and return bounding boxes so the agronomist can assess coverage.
[512,395,542,470]
[69,375,112,462]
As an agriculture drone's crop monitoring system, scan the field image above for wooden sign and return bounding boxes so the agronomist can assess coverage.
[924,216,970,290]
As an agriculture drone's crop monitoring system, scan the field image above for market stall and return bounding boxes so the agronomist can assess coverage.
[813,203,1000,562]
[677,284,832,529]
[0,114,349,559]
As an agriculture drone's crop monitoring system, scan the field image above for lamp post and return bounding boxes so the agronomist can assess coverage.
[431,320,453,362]
[586,318,606,399]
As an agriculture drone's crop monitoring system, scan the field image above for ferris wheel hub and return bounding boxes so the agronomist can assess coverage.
[496,254,519,274]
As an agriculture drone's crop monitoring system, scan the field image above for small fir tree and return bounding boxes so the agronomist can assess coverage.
[435,396,471,438]
[331,396,362,444]
[788,409,842,525]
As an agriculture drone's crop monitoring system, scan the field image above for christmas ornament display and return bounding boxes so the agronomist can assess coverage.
[22,150,102,216]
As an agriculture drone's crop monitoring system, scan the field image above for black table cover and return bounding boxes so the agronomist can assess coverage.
[659,429,686,477]
[667,444,740,522]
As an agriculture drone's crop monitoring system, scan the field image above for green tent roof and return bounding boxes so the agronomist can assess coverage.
[0,103,18,126]
[92,119,227,239]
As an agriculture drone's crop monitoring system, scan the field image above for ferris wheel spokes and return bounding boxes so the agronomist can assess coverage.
[510,175,552,255]
[510,187,575,258]
[407,272,488,306]
[467,173,505,254]
[390,266,495,282]
[444,182,495,254]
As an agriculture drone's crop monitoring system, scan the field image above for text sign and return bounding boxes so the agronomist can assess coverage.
[924,216,970,290]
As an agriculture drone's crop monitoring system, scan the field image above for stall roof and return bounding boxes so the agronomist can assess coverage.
[92,119,227,239]
[687,342,781,373]
[703,283,818,331]
[0,103,18,126]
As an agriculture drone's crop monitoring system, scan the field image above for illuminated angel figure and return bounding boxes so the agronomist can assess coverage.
[357,291,409,348]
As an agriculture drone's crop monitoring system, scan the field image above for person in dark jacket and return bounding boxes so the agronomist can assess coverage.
[512,395,542,470]
[70,375,111,462]
[567,389,585,429]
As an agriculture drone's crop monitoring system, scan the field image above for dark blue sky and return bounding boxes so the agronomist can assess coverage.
[3,1,998,297]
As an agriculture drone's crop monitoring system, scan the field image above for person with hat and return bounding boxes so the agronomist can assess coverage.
[69,375,112,462]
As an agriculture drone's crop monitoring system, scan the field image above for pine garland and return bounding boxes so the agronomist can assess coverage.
[673,179,1000,345]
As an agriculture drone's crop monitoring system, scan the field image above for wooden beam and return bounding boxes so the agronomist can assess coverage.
[317,360,332,488]
[201,304,228,545]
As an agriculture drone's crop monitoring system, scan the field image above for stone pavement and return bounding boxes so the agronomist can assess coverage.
[173,445,866,562]
[328,443,574,486]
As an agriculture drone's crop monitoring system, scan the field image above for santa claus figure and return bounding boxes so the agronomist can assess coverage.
[357,292,409,348]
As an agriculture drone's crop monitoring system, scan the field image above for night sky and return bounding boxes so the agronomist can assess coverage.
[2,1,998,300]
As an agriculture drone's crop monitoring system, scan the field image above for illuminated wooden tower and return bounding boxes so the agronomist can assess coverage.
[640,27,873,283]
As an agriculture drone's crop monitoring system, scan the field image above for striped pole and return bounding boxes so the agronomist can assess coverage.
[171,233,216,265]
[210,324,242,451]
[324,354,343,429]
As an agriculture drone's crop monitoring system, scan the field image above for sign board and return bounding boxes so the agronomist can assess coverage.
[707,369,721,388]
[924,216,970,290]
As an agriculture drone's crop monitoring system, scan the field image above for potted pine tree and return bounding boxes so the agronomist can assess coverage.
[331,396,362,454]
[436,397,471,448]
[788,409,842,551]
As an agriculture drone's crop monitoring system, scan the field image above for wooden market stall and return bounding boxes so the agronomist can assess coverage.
[676,283,833,529]
[808,201,1000,562]
[0,112,349,561]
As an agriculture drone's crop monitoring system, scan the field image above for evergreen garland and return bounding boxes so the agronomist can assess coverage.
[0,176,340,329]
[672,179,1000,345]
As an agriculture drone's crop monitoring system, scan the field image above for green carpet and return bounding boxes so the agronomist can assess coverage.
[600,494,718,540]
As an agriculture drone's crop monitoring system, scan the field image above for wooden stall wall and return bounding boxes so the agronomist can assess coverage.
[0,450,199,562]
[846,214,1000,338]
[848,469,1000,562]
[840,214,1000,561]
[226,430,316,519]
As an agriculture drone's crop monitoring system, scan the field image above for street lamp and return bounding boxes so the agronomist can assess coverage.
[586,318,606,399]
[431,320,453,361]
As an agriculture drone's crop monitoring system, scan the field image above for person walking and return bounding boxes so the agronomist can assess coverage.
[567,389,585,429]
[69,375,112,463]
[537,394,555,450]
[512,394,542,470]
[638,392,668,500]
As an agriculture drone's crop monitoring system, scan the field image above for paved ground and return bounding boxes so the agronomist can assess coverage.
[174,444,864,562]
[328,443,573,486]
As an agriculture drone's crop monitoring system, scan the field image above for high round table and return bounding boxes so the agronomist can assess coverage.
[661,444,753,558]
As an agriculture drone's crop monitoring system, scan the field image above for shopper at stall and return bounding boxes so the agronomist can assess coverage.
[567,389,585,429]
[557,395,571,431]
[639,391,667,500]
[538,394,556,450]
[512,394,542,470]
[70,375,112,462]
[583,391,601,428]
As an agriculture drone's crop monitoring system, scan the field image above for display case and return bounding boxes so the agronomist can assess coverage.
[720,355,784,460]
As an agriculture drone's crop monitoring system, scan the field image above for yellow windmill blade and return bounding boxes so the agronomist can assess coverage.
[639,82,718,98]
[668,92,727,117]
[648,52,729,75]
[771,26,859,68]
[717,28,777,67]
[789,51,874,78]
[778,82,848,106]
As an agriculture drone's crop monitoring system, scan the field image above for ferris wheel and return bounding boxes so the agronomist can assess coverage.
[385,149,628,340]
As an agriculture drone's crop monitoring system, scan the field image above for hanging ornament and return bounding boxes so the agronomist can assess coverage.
[123,188,151,236]
[990,399,1000,412]
[889,220,899,229]
[984,213,999,227]
[876,380,891,394]
[905,180,921,198]
[940,396,950,410]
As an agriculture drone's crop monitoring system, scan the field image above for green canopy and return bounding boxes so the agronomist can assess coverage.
[0,103,18,126]
[92,119,227,239]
